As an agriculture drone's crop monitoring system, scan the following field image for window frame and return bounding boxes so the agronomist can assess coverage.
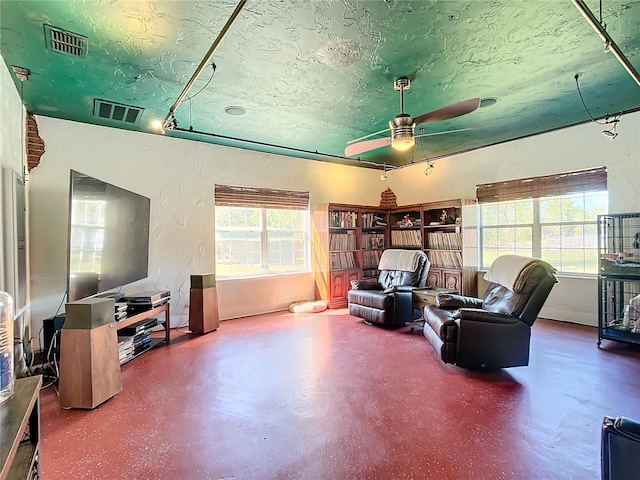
[477,168,608,276]
[214,185,310,279]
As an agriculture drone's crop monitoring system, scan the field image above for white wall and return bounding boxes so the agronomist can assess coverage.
[1,57,32,374]
[0,57,26,290]
[27,117,385,339]
[392,112,640,326]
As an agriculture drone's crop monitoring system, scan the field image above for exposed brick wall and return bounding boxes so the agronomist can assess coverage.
[379,187,397,208]
[26,113,45,171]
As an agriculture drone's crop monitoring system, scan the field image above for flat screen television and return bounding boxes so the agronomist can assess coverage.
[66,170,150,302]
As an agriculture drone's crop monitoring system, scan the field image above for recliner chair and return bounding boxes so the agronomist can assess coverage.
[423,254,558,369]
[601,416,640,480]
[348,249,429,328]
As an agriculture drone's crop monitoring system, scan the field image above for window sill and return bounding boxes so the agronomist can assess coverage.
[216,270,311,282]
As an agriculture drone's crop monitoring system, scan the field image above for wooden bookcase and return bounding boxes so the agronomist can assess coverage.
[313,199,476,308]
[421,199,477,296]
[313,204,388,308]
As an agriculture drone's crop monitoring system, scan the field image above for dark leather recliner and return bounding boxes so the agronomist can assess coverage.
[423,255,558,369]
[602,416,640,480]
[348,249,430,328]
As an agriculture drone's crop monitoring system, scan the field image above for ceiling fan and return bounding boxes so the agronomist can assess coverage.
[344,77,480,157]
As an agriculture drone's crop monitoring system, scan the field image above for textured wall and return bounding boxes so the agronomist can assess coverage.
[27,117,384,343]
[394,111,640,326]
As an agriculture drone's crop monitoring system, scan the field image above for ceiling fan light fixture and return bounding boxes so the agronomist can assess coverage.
[391,134,415,151]
[390,113,415,151]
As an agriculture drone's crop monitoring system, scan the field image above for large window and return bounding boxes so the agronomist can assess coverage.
[478,167,608,274]
[214,185,309,277]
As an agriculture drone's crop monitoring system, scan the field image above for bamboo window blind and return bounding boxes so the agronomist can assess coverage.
[214,184,309,210]
[476,166,607,204]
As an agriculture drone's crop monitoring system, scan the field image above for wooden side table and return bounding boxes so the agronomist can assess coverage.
[412,287,458,311]
[0,375,42,480]
[408,287,458,331]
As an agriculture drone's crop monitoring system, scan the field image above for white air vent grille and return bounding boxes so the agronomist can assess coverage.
[44,25,88,58]
[93,99,144,124]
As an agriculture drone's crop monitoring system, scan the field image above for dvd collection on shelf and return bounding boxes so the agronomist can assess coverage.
[118,317,163,365]
[329,232,357,251]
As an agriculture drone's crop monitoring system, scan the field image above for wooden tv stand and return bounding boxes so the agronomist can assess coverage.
[59,301,171,409]
[118,302,171,346]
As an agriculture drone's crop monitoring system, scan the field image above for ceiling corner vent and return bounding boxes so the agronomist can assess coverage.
[44,24,88,58]
[93,99,144,124]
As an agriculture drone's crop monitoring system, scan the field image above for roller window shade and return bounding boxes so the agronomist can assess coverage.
[476,166,607,204]
[215,184,309,210]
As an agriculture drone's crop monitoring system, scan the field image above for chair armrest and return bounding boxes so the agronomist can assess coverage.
[604,416,640,442]
[436,294,483,309]
[350,280,382,291]
[451,308,520,324]
[381,284,420,294]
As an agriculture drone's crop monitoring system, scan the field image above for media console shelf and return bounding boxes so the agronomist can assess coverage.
[0,375,42,480]
[118,302,171,346]
[59,299,171,409]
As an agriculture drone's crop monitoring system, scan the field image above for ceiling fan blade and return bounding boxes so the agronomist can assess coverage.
[346,126,391,144]
[414,98,481,126]
[345,137,392,157]
[414,127,472,138]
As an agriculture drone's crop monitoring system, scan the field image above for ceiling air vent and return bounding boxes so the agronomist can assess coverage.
[93,99,144,124]
[44,24,88,58]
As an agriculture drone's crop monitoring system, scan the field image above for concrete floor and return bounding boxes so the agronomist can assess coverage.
[38,310,640,479]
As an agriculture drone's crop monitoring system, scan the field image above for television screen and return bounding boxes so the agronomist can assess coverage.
[66,170,150,302]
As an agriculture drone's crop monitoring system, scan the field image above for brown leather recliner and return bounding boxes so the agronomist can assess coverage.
[423,255,558,369]
[348,249,430,328]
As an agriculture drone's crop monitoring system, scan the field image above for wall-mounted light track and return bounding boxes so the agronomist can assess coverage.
[162,0,248,128]
[571,0,640,86]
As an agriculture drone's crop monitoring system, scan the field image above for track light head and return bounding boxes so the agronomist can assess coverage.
[424,161,435,176]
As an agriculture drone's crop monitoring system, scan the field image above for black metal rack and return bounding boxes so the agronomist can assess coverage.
[597,213,640,347]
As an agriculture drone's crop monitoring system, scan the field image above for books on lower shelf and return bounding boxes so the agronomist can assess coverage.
[362,233,385,250]
[330,251,357,269]
[391,229,421,247]
[426,232,462,250]
[427,250,463,269]
[330,232,357,251]
[362,249,382,268]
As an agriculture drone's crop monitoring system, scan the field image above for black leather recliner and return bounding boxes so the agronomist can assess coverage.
[423,255,558,369]
[348,249,429,328]
[602,416,640,480]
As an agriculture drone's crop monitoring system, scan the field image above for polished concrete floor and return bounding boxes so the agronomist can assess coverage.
[39,310,640,479]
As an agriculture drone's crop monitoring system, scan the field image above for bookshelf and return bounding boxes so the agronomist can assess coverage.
[313,199,476,308]
[421,199,477,295]
[313,204,361,308]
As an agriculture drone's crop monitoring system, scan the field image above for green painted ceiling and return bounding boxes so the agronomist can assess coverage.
[1,0,639,169]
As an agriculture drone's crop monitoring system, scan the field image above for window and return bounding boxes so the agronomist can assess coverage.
[214,185,309,277]
[477,167,607,274]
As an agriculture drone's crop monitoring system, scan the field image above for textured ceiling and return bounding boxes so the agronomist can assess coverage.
[1,0,639,170]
